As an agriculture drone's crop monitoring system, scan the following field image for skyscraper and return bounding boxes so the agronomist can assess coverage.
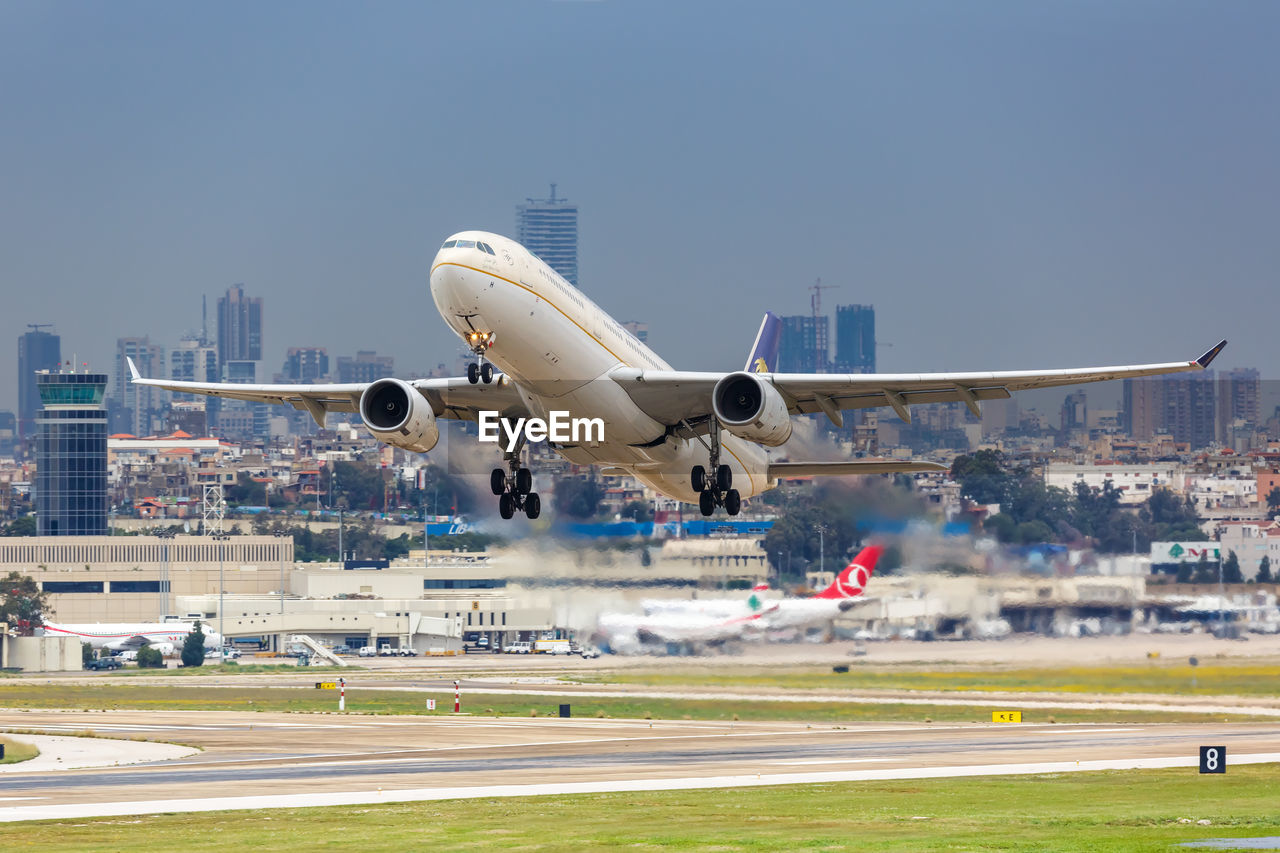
[217,284,263,367]
[1217,368,1260,442]
[777,315,828,373]
[283,347,330,382]
[35,369,108,536]
[17,325,61,444]
[337,351,395,384]
[112,336,165,436]
[517,184,578,287]
[834,304,876,374]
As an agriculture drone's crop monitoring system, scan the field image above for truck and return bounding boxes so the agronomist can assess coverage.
[534,639,572,655]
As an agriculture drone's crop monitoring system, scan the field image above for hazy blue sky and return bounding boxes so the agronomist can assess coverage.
[4,1,1277,413]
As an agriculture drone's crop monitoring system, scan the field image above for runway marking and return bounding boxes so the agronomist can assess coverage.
[5,752,1280,823]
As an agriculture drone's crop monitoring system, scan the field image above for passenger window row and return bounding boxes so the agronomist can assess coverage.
[441,239,497,255]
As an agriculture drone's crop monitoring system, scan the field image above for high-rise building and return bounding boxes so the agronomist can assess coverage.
[1161,372,1216,449]
[112,337,165,437]
[217,284,263,366]
[834,305,875,374]
[18,326,61,443]
[1217,368,1260,442]
[777,315,828,373]
[1060,391,1087,434]
[283,347,330,382]
[35,369,108,536]
[337,351,395,384]
[1123,377,1163,441]
[517,184,578,287]
[170,337,219,384]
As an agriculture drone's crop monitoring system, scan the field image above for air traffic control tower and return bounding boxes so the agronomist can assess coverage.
[35,369,109,536]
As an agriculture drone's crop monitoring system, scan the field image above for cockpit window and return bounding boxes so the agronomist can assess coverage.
[441,240,457,249]
[455,239,476,249]
[478,242,495,255]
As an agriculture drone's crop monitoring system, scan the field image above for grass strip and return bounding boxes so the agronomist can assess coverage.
[584,660,1280,697]
[0,683,1251,724]
[1,765,1277,851]
[0,736,38,764]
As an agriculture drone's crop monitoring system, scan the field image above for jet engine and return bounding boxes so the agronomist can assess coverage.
[712,371,793,446]
[358,379,440,453]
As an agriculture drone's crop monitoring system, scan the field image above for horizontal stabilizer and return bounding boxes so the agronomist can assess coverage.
[768,459,949,479]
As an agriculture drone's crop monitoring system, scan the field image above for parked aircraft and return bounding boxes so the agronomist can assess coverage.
[128,230,1226,519]
[598,546,883,653]
[42,621,221,656]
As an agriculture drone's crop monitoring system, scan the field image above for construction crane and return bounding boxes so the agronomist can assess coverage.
[809,280,839,373]
[26,323,54,333]
[809,279,839,319]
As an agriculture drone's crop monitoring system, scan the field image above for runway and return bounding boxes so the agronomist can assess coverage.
[1,710,1278,822]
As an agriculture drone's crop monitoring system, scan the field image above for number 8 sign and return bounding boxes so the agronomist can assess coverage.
[1199,746,1226,774]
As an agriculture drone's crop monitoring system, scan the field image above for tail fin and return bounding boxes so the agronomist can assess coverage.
[743,312,782,374]
[813,545,883,599]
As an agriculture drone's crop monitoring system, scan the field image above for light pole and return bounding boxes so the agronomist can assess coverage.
[156,528,175,621]
[212,531,231,657]
[816,524,827,579]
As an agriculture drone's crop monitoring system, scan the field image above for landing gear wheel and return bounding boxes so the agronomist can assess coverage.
[498,492,515,520]
[490,468,507,496]
[515,467,532,495]
[723,489,741,516]
[691,465,706,493]
[716,464,732,491]
[698,490,716,517]
[524,492,541,520]
[480,362,494,384]
[467,362,479,384]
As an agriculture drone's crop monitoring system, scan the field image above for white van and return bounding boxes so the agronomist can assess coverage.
[358,646,375,657]
[505,641,533,655]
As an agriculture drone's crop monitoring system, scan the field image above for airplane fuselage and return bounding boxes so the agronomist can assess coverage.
[43,622,221,652]
[430,231,770,502]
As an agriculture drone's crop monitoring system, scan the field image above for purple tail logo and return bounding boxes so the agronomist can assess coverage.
[744,312,781,373]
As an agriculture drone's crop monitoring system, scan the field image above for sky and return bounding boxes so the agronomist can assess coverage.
[3,1,1278,415]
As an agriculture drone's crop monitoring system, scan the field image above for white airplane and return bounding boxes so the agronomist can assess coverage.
[128,230,1226,519]
[42,621,222,656]
[598,546,882,652]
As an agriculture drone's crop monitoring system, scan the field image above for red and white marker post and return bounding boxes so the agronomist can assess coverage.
[339,677,346,712]
[454,679,460,713]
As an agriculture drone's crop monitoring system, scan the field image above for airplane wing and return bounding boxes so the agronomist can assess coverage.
[127,358,532,427]
[608,340,1227,428]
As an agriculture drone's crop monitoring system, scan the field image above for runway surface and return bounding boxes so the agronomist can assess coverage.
[1,710,1278,822]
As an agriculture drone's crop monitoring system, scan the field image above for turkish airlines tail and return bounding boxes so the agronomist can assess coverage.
[813,545,883,600]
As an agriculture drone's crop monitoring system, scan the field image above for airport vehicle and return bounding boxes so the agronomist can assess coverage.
[84,657,123,671]
[535,639,572,655]
[579,646,601,659]
[127,231,1226,519]
[505,641,533,654]
[358,646,376,657]
[43,621,221,656]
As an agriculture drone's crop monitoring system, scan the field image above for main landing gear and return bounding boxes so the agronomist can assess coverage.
[490,438,540,520]
[465,330,496,384]
[691,419,741,517]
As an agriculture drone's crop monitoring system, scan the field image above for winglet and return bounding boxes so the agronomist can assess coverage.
[126,356,141,382]
[1195,339,1228,369]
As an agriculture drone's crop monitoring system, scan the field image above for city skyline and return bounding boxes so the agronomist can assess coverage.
[3,3,1278,415]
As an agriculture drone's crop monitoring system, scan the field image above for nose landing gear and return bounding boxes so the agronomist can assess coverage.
[689,419,741,517]
[490,435,540,520]
[465,331,496,384]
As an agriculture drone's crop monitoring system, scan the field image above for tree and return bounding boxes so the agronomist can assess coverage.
[1258,555,1273,585]
[1192,551,1217,585]
[136,646,164,668]
[951,450,1013,505]
[553,477,604,519]
[1176,560,1194,584]
[0,571,51,635]
[181,622,206,668]
[0,516,36,537]
[1267,487,1280,517]
[81,642,94,666]
[1222,550,1243,585]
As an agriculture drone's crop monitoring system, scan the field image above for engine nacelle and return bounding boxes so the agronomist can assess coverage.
[712,371,793,447]
[358,378,440,453]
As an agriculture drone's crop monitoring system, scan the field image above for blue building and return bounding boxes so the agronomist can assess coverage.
[35,371,108,536]
[517,184,579,288]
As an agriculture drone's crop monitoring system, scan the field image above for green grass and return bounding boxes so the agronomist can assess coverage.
[1,765,1277,850]
[584,660,1280,697]
[0,735,38,764]
[0,682,1253,724]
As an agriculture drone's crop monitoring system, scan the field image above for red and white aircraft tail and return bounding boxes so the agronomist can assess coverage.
[812,545,882,600]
